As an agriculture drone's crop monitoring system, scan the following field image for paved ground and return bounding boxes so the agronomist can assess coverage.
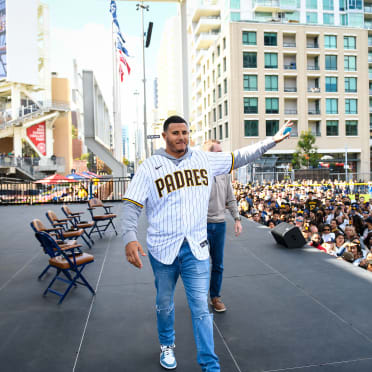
[1,203,372,372]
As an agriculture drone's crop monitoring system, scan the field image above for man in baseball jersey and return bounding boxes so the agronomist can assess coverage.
[123,115,291,371]
[205,140,242,313]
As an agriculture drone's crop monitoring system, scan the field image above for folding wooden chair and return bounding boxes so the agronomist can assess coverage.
[46,210,92,249]
[35,231,95,304]
[87,198,118,238]
[30,219,81,279]
[61,205,95,246]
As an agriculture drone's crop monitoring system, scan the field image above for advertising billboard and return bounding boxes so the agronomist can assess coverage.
[26,122,46,156]
[0,0,6,79]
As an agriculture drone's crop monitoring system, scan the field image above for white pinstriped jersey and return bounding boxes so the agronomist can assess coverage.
[124,149,234,264]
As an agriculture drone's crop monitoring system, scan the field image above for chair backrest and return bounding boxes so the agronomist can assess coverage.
[88,198,103,208]
[30,219,47,233]
[46,210,58,224]
[61,205,71,217]
[35,231,61,258]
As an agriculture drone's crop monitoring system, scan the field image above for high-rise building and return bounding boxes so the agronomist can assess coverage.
[187,0,372,178]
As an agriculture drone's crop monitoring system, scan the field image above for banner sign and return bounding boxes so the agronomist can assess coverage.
[27,122,46,156]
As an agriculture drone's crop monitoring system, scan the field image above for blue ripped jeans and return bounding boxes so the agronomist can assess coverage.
[149,241,220,372]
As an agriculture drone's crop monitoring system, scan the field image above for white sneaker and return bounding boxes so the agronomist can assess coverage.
[160,344,177,369]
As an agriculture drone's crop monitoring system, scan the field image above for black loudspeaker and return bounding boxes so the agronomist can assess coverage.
[271,222,306,248]
[145,22,153,48]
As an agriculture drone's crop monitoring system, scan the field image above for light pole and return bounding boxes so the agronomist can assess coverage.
[133,89,140,171]
[136,2,149,159]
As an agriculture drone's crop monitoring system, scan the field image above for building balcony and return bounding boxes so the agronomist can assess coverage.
[308,87,321,93]
[369,73,372,79]
[307,43,319,48]
[366,22,372,29]
[195,30,220,50]
[284,63,296,70]
[307,65,320,70]
[284,109,297,114]
[369,90,372,95]
[365,5,372,13]
[284,87,297,92]
[308,110,321,115]
[254,0,297,12]
[368,56,372,63]
[194,16,221,35]
[283,42,296,47]
[191,1,220,23]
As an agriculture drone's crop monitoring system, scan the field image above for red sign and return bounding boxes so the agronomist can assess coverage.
[26,122,46,156]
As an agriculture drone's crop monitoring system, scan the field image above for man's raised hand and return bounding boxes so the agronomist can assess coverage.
[273,120,293,143]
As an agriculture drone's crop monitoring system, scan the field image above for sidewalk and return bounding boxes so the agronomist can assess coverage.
[1,204,372,371]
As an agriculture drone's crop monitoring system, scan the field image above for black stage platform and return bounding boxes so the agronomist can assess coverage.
[1,204,372,372]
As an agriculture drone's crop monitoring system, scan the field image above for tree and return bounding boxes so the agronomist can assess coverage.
[291,131,321,169]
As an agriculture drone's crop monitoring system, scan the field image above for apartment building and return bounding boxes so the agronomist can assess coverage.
[187,0,372,176]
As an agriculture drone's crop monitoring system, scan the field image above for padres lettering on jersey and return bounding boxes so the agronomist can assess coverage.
[123,149,233,264]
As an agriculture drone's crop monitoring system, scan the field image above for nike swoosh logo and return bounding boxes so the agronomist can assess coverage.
[155,165,162,170]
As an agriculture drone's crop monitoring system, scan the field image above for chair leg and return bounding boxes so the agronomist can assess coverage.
[38,264,51,280]
[81,234,92,249]
[75,266,96,295]
[84,230,94,244]
[43,269,60,296]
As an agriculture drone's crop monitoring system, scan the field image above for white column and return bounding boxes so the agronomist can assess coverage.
[180,1,190,121]
[13,127,22,157]
[45,120,54,158]
[11,84,21,120]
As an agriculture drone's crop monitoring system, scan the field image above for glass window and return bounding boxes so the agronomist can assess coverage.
[213,127,217,139]
[244,75,257,91]
[225,122,229,138]
[224,100,228,116]
[266,120,279,136]
[266,98,279,114]
[346,120,358,135]
[326,98,338,114]
[219,124,223,140]
[217,64,221,77]
[244,97,258,114]
[326,120,338,136]
[323,0,334,10]
[339,0,347,10]
[213,89,216,103]
[224,78,227,94]
[325,76,338,92]
[208,129,211,140]
[230,0,240,9]
[306,0,318,9]
[231,12,240,21]
[323,13,334,25]
[348,0,362,10]
[264,32,277,46]
[344,56,356,71]
[243,52,257,68]
[325,55,337,70]
[265,75,278,91]
[244,120,259,136]
[242,31,256,45]
[213,108,216,121]
[218,84,222,98]
[325,35,337,48]
[345,99,357,114]
[345,77,357,92]
[217,45,220,57]
[218,104,222,119]
[306,12,318,23]
[344,36,356,49]
[340,14,348,25]
[223,37,226,49]
[348,13,363,27]
[223,57,226,72]
[264,53,278,68]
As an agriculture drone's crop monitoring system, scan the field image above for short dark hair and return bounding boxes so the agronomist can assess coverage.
[163,115,188,132]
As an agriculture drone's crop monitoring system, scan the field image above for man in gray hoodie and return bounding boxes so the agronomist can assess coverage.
[205,140,242,313]
[123,115,291,371]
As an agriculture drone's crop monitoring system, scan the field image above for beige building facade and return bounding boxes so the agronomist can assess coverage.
[191,21,370,177]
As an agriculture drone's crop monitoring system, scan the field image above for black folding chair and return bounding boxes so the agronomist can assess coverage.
[35,231,95,304]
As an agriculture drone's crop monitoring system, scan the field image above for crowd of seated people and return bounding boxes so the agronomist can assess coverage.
[233,179,372,273]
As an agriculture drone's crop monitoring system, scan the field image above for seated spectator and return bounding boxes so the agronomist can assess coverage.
[334,233,346,256]
[267,219,275,228]
[344,225,357,242]
[348,240,364,266]
[321,224,335,243]
[309,233,327,252]
[330,218,343,234]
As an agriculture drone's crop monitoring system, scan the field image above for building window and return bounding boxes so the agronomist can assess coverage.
[340,14,348,25]
[244,120,259,136]
[224,100,228,116]
[345,99,357,114]
[213,89,215,103]
[348,0,362,10]
[345,77,357,92]
[326,98,338,114]
[325,55,337,70]
[265,75,278,91]
[219,124,223,139]
[345,120,358,136]
[242,31,256,45]
[231,12,240,21]
[218,104,222,119]
[243,52,257,68]
[230,0,240,9]
[265,98,279,114]
[344,36,356,49]
[224,78,227,94]
[223,37,226,49]
[323,13,334,25]
[323,0,334,10]
[213,127,217,139]
[326,120,338,136]
[223,57,226,72]
[213,108,216,121]
[264,53,278,68]
[225,122,229,138]
[217,45,220,57]
[324,35,337,48]
[208,129,211,139]
[244,97,258,114]
[339,0,346,10]
[306,12,318,23]
[306,0,318,9]
[217,64,221,77]
[266,120,279,136]
[218,84,222,98]
[264,32,277,46]
[243,75,258,91]
[344,55,356,71]
[325,76,337,92]
[212,53,214,64]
